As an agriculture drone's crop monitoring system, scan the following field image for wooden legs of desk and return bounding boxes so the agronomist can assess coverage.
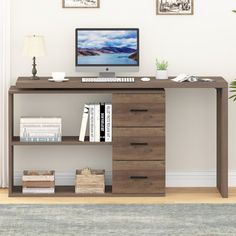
[217,88,228,198]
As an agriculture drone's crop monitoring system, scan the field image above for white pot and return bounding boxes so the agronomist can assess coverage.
[156,70,168,80]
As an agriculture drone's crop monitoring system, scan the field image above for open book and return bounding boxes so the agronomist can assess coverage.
[172,74,214,83]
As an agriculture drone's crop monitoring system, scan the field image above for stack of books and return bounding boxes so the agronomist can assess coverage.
[22,170,55,194]
[20,117,62,142]
[79,103,112,142]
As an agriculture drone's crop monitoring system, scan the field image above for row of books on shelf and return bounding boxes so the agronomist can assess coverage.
[22,169,105,194]
[20,117,62,142]
[79,103,112,142]
[19,102,112,143]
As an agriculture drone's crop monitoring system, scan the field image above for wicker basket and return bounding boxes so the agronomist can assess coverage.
[75,169,105,194]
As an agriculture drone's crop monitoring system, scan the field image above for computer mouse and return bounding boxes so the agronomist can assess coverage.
[188,76,198,82]
[141,77,151,82]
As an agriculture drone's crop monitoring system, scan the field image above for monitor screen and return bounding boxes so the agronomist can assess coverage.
[76,28,139,67]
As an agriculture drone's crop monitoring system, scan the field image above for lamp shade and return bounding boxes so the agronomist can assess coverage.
[23,35,46,57]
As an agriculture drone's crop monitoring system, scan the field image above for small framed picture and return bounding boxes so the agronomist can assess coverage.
[157,0,193,15]
[63,0,100,8]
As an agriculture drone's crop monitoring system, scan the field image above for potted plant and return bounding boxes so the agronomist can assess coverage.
[230,80,236,101]
[156,59,168,80]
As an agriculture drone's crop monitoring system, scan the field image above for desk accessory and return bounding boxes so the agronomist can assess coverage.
[156,59,168,80]
[23,35,46,80]
[82,77,135,83]
[48,78,69,82]
[141,77,151,82]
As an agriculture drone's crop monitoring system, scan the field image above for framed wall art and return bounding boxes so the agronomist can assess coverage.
[63,0,100,8]
[157,0,193,15]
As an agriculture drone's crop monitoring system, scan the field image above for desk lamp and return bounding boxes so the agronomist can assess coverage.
[23,35,46,80]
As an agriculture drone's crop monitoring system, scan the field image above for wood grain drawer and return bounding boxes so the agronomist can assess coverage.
[113,127,165,161]
[112,161,165,194]
[112,93,165,127]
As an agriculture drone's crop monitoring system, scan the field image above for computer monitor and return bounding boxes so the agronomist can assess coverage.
[75,28,139,77]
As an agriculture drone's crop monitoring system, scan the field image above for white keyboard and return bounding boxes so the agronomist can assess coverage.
[82,77,135,83]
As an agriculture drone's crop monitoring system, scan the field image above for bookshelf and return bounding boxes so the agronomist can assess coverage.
[11,136,112,145]
[9,76,228,198]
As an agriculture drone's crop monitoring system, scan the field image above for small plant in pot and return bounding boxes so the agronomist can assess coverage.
[156,59,168,80]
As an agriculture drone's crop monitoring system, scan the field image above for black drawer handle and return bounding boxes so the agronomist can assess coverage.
[130,109,148,112]
[130,143,148,146]
[130,176,148,179]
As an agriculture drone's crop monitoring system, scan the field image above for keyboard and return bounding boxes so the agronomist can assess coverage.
[82,77,135,83]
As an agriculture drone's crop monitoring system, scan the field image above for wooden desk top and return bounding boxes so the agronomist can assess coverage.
[10,76,228,93]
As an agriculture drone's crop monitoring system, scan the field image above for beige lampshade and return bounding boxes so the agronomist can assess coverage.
[23,35,46,57]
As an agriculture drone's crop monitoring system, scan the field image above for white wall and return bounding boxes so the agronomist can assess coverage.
[10,0,236,186]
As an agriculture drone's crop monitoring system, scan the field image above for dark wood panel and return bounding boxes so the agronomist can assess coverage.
[113,93,165,127]
[113,128,165,161]
[10,186,164,197]
[11,136,112,146]
[14,76,228,90]
[113,161,165,194]
[217,88,228,198]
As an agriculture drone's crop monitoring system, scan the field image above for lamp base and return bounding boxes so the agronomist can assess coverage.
[31,75,40,80]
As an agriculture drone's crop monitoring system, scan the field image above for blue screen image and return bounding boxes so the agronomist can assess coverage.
[76,30,138,66]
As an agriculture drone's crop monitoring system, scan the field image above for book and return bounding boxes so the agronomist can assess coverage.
[105,104,112,142]
[20,117,62,143]
[23,181,55,188]
[79,104,89,142]
[100,103,105,142]
[89,104,95,142]
[22,170,55,181]
[94,103,100,142]
[22,188,55,194]
[20,117,61,124]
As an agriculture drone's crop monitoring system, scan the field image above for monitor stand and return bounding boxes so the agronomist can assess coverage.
[99,72,116,78]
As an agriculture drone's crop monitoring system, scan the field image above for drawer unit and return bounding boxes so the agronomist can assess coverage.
[112,92,165,127]
[112,91,166,195]
[112,161,165,194]
[113,127,165,161]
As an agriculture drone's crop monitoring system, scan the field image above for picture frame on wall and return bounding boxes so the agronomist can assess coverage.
[63,0,100,8]
[157,0,193,15]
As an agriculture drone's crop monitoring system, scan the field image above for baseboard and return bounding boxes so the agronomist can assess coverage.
[14,171,236,187]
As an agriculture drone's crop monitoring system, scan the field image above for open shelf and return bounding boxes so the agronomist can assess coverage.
[11,136,112,146]
[10,186,164,197]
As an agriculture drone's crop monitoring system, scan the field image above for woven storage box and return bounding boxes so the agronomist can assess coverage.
[75,169,105,194]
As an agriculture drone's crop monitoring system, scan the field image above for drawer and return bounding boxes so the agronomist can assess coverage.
[113,127,165,161]
[112,93,165,127]
[112,161,165,194]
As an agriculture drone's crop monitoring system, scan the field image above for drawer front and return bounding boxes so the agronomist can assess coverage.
[112,161,165,194]
[113,128,165,161]
[112,93,165,127]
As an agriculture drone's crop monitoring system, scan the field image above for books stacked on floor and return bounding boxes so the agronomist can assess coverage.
[20,116,62,142]
[79,103,112,142]
[22,170,55,194]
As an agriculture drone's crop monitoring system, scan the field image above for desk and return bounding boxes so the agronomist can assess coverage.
[9,76,228,197]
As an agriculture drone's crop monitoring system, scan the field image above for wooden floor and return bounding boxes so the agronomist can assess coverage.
[1,188,236,204]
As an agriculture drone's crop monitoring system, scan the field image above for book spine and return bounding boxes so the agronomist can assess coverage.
[100,103,105,142]
[22,188,55,194]
[20,124,62,142]
[89,104,95,142]
[22,176,55,181]
[105,104,112,142]
[23,181,55,188]
[20,117,62,124]
[79,104,89,142]
[94,103,100,142]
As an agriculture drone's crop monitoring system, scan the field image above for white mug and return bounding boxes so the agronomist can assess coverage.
[52,72,66,81]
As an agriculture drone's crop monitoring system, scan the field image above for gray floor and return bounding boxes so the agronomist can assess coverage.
[0,204,235,236]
